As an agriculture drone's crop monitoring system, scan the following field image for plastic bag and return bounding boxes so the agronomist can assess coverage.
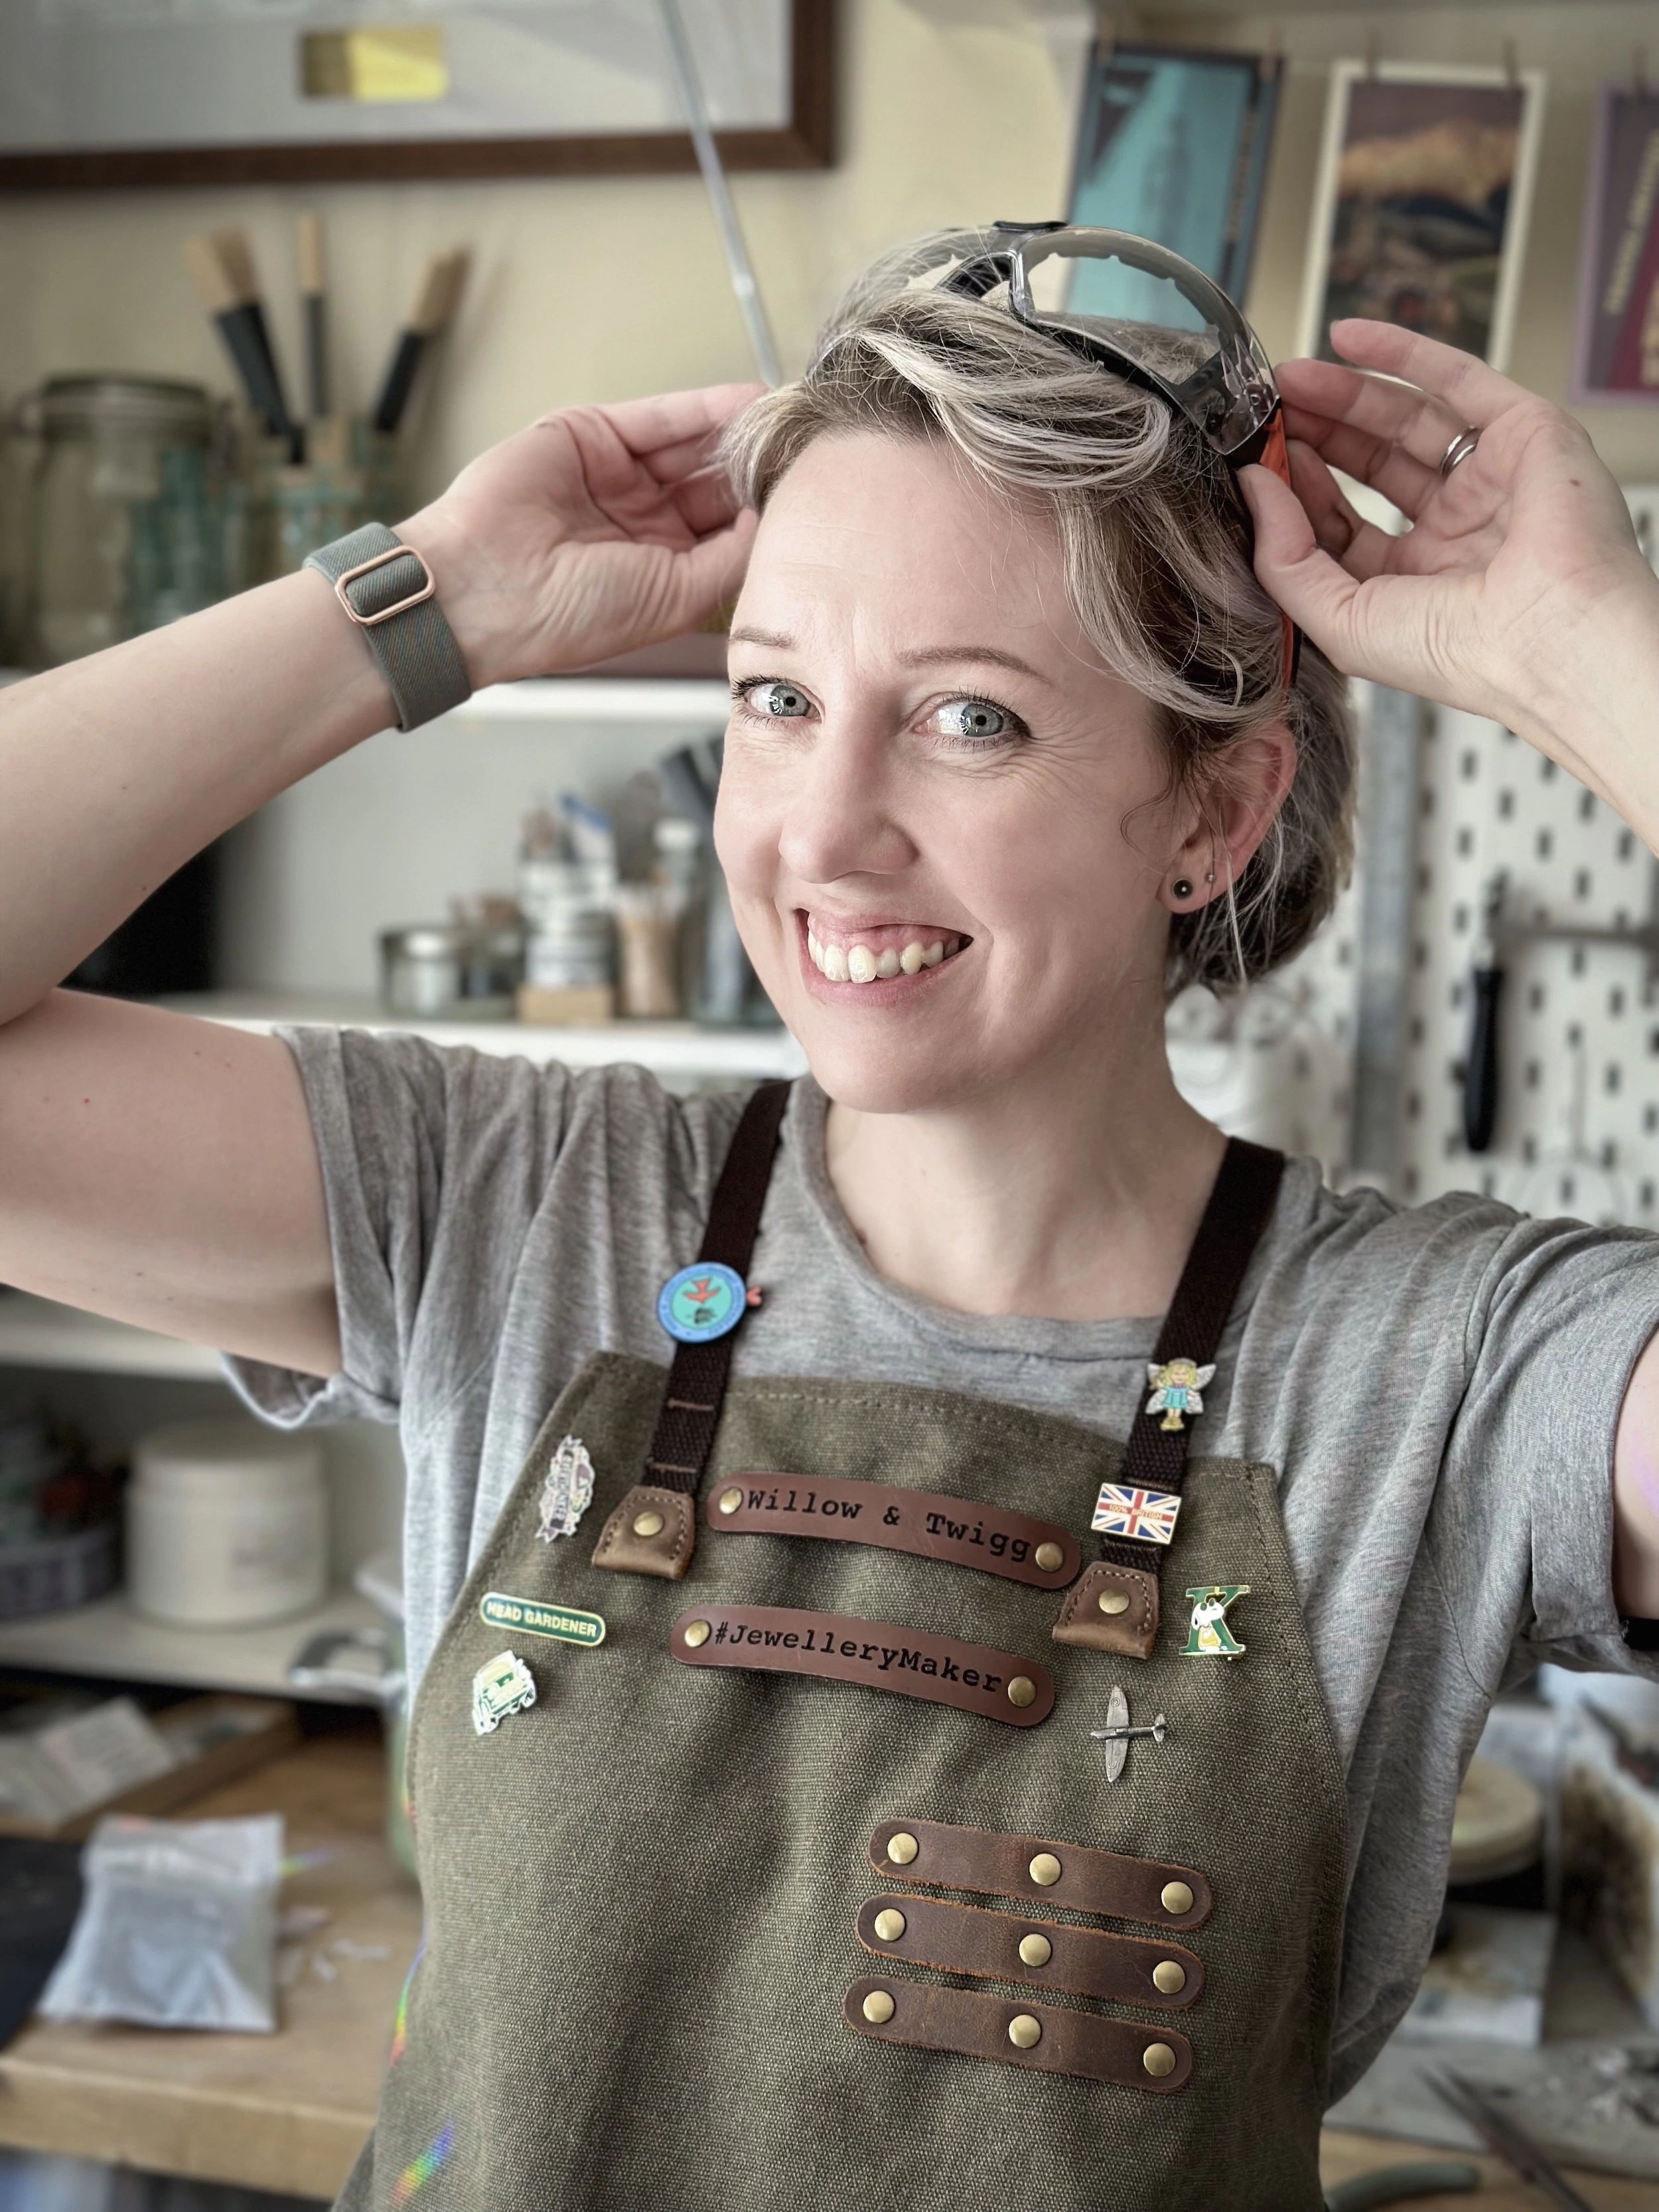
[37,1813,283,2032]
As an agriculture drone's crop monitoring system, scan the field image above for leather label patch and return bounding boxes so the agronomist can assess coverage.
[1051,1560,1160,1658]
[845,1980,1192,2095]
[705,1477,1080,1589]
[670,1607,1054,1727]
[857,1893,1202,2010]
[867,1817,1211,1930]
[591,1484,696,1580]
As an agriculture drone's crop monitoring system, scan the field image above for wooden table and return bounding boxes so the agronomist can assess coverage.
[0,1725,1641,2205]
[0,1720,419,2201]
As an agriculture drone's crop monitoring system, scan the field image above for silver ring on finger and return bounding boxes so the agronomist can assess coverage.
[1439,427,1480,479]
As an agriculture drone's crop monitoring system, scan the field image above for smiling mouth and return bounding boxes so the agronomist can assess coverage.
[802,913,970,986]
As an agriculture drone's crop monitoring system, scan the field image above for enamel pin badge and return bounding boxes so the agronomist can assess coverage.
[472,1651,537,1735]
[1145,1358,1216,1432]
[657,1263,749,1345]
[536,1435,596,1543]
[1181,1585,1251,1660]
[1092,1482,1182,1546]
[1090,1684,1169,1780]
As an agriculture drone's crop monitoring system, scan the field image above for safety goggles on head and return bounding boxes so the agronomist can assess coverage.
[940,222,1299,693]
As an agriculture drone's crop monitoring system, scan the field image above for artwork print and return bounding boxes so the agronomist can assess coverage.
[1297,64,1546,372]
[1572,84,1659,404]
[1066,43,1281,315]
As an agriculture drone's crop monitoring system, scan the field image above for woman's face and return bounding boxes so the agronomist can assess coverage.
[716,431,1185,1115]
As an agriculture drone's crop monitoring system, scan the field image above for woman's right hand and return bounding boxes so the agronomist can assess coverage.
[397,383,763,688]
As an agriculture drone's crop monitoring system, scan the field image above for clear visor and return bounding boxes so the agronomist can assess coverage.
[954,226,1280,463]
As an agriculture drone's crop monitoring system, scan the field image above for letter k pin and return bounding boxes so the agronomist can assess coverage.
[1090,1684,1169,1782]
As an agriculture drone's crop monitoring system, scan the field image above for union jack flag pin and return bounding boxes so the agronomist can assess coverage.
[1092,1483,1182,1546]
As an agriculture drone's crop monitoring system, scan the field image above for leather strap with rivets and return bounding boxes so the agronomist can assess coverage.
[856,1893,1204,2008]
[844,1980,1193,2094]
[670,1607,1055,1727]
[705,1477,1080,1589]
[867,1818,1210,1931]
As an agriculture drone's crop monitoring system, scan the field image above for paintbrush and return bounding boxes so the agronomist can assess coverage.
[297,211,330,421]
[372,249,469,435]
[212,228,301,458]
[182,232,301,459]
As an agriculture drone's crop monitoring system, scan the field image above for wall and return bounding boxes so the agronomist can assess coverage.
[0,0,1078,505]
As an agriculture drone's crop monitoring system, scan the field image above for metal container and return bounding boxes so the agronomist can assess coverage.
[379,922,526,1021]
[17,377,242,667]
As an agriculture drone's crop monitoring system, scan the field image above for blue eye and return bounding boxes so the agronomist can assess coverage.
[939,699,1009,739]
[746,681,811,719]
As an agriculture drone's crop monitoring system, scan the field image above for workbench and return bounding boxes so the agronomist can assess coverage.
[0,1723,1640,2207]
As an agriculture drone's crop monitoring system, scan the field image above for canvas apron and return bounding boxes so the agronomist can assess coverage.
[344,1084,1348,2212]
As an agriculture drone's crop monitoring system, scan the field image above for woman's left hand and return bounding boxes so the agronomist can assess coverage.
[1241,319,1659,846]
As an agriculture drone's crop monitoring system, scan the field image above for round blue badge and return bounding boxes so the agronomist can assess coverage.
[657,1262,749,1345]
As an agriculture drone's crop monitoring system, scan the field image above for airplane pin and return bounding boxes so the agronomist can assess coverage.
[1089,1684,1169,1781]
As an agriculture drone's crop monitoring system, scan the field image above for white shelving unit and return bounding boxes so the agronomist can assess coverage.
[449,676,729,725]
[163,991,809,1078]
[0,1587,382,1704]
[0,1291,222,1381]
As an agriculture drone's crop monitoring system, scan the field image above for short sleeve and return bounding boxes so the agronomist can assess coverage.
[1436,1215,1659,1677]
[224,1025,576,1427]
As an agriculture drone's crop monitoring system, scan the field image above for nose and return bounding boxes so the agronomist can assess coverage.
[775,719,917,886]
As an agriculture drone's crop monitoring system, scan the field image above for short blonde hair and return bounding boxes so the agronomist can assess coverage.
[722,230,1355,996]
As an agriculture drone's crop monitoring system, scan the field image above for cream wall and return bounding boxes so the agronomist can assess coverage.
[0,0,1079,507]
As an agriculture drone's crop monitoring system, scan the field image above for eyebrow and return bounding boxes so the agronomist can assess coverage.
[726,628,1057,689]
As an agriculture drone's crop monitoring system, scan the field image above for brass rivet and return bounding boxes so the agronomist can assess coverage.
[862,1989,895,2024]
[1152,1960,1187,1995]
[873,1909,906,1943]
[1029,1852,1062,1887]
[887,1831,919,1866]
[1160,1881,1194,1917]
[1017,1932,1052,1968]
[1098,1590,1131,1616]
[682,1619,711,1649]
[1143,2041,1177,2079]
[632,1509,666,1538]
[717,1487,743,1515]
[1034,1542,1064,1572]
[1007,1676,1037,1709]
[1007,2014,1042,2050]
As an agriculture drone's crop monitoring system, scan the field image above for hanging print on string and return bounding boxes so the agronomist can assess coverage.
[1572,79,1659,404]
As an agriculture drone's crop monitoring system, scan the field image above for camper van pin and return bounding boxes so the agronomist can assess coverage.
[472,1652,537,1735]
[536,1435,596,1544]
[1145,1357,1216,1432]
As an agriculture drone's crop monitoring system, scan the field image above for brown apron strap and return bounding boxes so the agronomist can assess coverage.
[1096,1135,1285,1579]
[642,1078,792,1497]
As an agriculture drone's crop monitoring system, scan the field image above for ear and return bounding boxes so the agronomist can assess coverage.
[1157,719,1298,914]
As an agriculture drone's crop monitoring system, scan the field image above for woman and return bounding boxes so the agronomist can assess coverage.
[1,228,1656,2210]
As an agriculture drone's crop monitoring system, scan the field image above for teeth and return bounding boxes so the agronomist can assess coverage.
[805,924,964,983]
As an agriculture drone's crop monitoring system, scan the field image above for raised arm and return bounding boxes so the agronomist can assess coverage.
[0,386,760,1374]
[1244,323,1659,1618]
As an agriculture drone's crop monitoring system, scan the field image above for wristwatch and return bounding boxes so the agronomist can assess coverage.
[303,522,472,731]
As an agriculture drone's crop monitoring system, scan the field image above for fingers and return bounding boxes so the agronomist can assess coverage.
[1281,443,1407,583]
[658,510,758,634]
[671,463,749,541]
[593,383,767,476]
[1238,463,1373,669]
[1326,319,1527,433]
[1275,354,1466,481]
[1279,401,1440,522]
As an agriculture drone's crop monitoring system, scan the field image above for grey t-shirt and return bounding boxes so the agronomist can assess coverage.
[230,1029,1659,2099]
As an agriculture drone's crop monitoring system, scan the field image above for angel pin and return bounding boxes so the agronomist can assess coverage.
[1145,1357,1216,1432]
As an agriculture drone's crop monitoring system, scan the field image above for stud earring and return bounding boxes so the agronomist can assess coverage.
[1172,878,1193,901]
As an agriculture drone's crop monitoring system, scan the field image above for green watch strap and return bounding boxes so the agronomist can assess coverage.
[304,522,472,732]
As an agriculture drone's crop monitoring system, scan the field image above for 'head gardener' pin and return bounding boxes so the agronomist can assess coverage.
[658,1263,749,1345]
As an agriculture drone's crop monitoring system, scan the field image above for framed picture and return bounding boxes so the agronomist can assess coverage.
[1571,82,1659,404]
[0,0,832,190]
[1296,62,1547,372]
[1065,42,1281,310]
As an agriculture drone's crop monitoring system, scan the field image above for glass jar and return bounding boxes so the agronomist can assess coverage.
[18,376,244,668]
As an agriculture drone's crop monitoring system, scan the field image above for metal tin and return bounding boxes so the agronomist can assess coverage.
[378,922,526,1021]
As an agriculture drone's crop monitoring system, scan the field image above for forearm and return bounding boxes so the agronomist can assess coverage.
[0,569,394,1023]
[1498,570,1659,855]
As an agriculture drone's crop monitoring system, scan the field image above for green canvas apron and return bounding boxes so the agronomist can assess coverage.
[343,1087,1348,2212]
